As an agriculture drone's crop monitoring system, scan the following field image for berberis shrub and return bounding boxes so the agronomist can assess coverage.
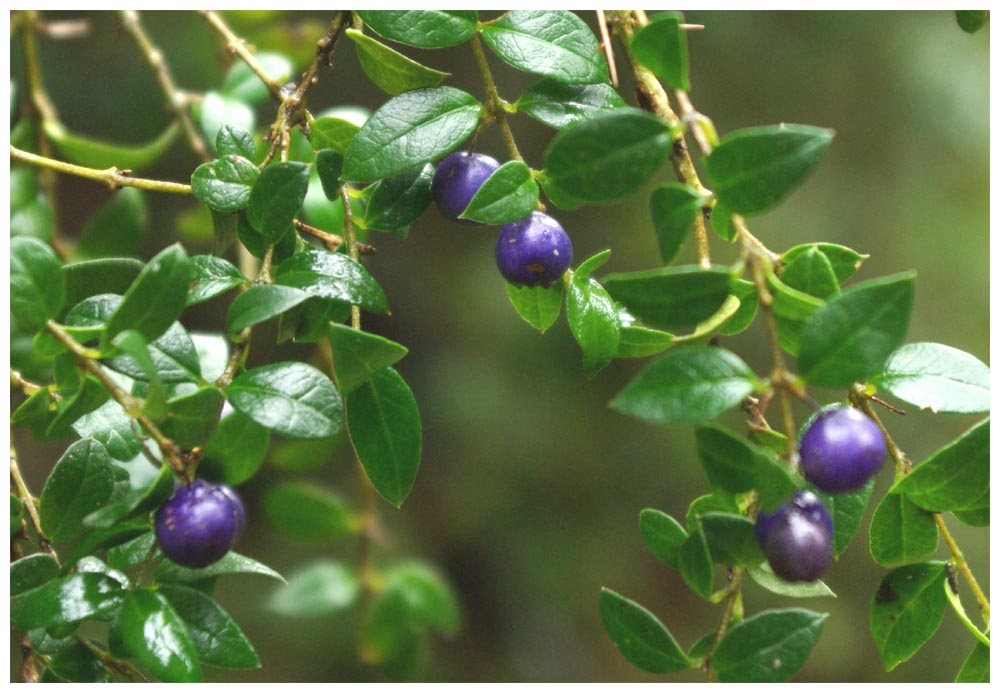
[9,9,989,683]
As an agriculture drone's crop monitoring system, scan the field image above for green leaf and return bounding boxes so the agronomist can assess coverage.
[119,589,202,682]
[567,270,620,378]
[631,11,689,90]
[221,52,292,105]
[107,532,156,571]
[268,560,360,617]
[872,342,990,414]
[39,439,117,541]
[459,161,540,225]
[264,481,356,543]
[481,10,609,84]
[187,255,246,306]
[685,493,741,531]
[11,493,24,536]
[60,516,149,569]
[779,245,839,299]
[746,562,836,599]
[63,258,144,308]
[504,282,563,334]
[868,492,939,568]
[41,640,112,682]
[709,197,735,241]
[638,509,687,568]
[347,28,449,95]
[515,79,626,130]
[603,266,734,331]
[198,91,255,148]
[342,87,482,183]
[44,120,181,171]
[11,166,54,242]
[108,322,202,384]
[314,150,344,200]
[309,117,361,153]
[542,108,672,203]
[274,248,389,313]
[328,323,409,394]
[84,463,174,530]
[11,572,126,630]
[236,210,296,262]
[768,271,825,355]
[364,163,435,232]
[360,587,427,680]
[599,588,691,673]
[155,551,285,585]
[102,244,192,347]
[892,418,989,516]
[10,554,60,595]
[781,242,867,283]
[695,423,761,494]
[701,512,765,566]
[955,10,989,33]
[812,480,874,557]
[246,161,310,243]
[228,361,343,439]
[649,183,703,264]
[160,386,225,449]
[615,324,674,359]
[678,525,714,598]
[191,155,259,213]
[707,124,834,215]
[199,411,270,486]
[870,562,948,671]
[955,639,990,682]
[46,374,111,437]
[952,507,989,528]
[357,10,477,48]
[713,608,827,682]
[797,272,915,387]
[348,367,422,508]
[611,347,758,426]
[76,188,147,260]
[11,236,66,331]
[226,284,312,331]
[160,584,260,669]
[384,561,462,637]
[215,124,256,160]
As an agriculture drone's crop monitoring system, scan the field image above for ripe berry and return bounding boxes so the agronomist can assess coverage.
[755,491,834,583]
[495,211,573,288]
[432,151,500,224]
[798,405,887,494]
[155,480,245,568]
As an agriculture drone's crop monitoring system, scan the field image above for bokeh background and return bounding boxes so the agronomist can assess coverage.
[9,10,990,683]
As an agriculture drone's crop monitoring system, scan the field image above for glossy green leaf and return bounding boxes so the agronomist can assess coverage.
[60,516,149,568]
[459,161,539,225]
[314,149,344,200]
[108,322,202,384]
[41,640,112,683]
[10,554,60,595]
[119,589,202,682]
[102,243,192,347]
[220,51,292,104]
[679,525,714,598]
[228,361,343,439]
[955,10,989,33]
[278,297,353,344]
[780,245,839,299]
[347,28,448,95]
[685,493,741,531]
[952,507,989,528]
[84,463,174,530]
[187,255,245,306]
[797,272,915,387]
[236,210,296,262]
[649,183,703,264]
[638,509,687,568]
[543,108,671,203]
[199,411,270,486]
[76,188,147,260]
[274,248,389,313]
[215,124,256,160]
[505,282,563,334]
[328,323,409,395]
[768,271,824,355]
[342,87,482,182]
[781,242,867,283]
[309,117,361,153]
[868,492,939,568]
[11,236,66,331]
[870,562,948,671]
[955,639,990,682]
[631,11,689,90]
[198,91,255,147]
[11,166,54,242]
[812,479,874,557]
[746,562,836,599]
[264,481,356,543]
[707,124,834,215]
[107,532,157,571]
[753,450,803,514]
[63,258,143,308]
[357,10,477,48]
[695,423,761,494]
[191,155,259,213]
[872,342,990,414]
[599,588,690,673]
[227,284,312,331]
[364,163,435,232]
[384,561,462,637]
[39,439,117,541]
[701,512,765,566]
[481,10,609,84]
[713,608,827,682]
[709,197,735,241]
[603,266,734,331]
[160,584,260,669]
[348,367,422,508]
[160,386,225,448]
[11,572,126,630]
[155,551,285,585]
[516,79,626,130]
[269,560,360,617]
[892,418,989,516]
[611,347,759,425]
[246,161,310,243]
[44,120,180,171]
[44,374,111,439]
[615,324,674,359]
[567,265,620,377]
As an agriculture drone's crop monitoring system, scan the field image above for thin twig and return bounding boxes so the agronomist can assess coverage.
[934,514,990,625]
[294,219,376,255]
[199,10,286,101]
[10,145,192,194]
[595,10,619,88]
[470,34,523,162]
[10,436,59,560]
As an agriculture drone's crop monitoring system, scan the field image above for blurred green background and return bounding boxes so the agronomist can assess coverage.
[10,10,989,683]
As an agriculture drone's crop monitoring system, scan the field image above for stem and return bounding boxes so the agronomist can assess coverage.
[118,10,210,161]
[706,566,744,682]
[74,636,149,683]
[10,145,192,194]
[294,218,376,255]
[851,386,912,479]
[199,10,286,101]
[470,34,523,162]
[935,513,989,625]
[10,436,59,560]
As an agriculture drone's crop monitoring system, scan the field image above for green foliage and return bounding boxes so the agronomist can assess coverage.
[599,588,690,673]
[872,342,990,414]
[347,28,448,95]
[228,362,343,439]
[264,481,356,543]
[515,79,626,130]
[870,562,948,671]
[505,282,564,333]
[711,609,827,682]
[268,560,360,617]
[604,265,734,330]
[357,10,478,48]
[459,161,539,225]
[630,11,689,90]
[566,251,620,377]
[868,492,939,568]
[648,183,704,264]
[11,236,66,331]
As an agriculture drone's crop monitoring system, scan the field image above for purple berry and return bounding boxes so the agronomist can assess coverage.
[432,151,500,224]
[155,480,245,568]
[799,406,887,494]
[495,211,573,288]
[756,491,834,583]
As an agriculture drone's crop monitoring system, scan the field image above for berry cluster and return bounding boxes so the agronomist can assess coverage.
[432,151,573,288]
[155,480,246,568]
[756,406,887,582]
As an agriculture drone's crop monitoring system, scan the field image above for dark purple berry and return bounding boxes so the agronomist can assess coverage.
[432,151,500,224]
[799,406,887,494]
[495,212,573,288]
[755,490,834,583]
[155,480,245,568]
